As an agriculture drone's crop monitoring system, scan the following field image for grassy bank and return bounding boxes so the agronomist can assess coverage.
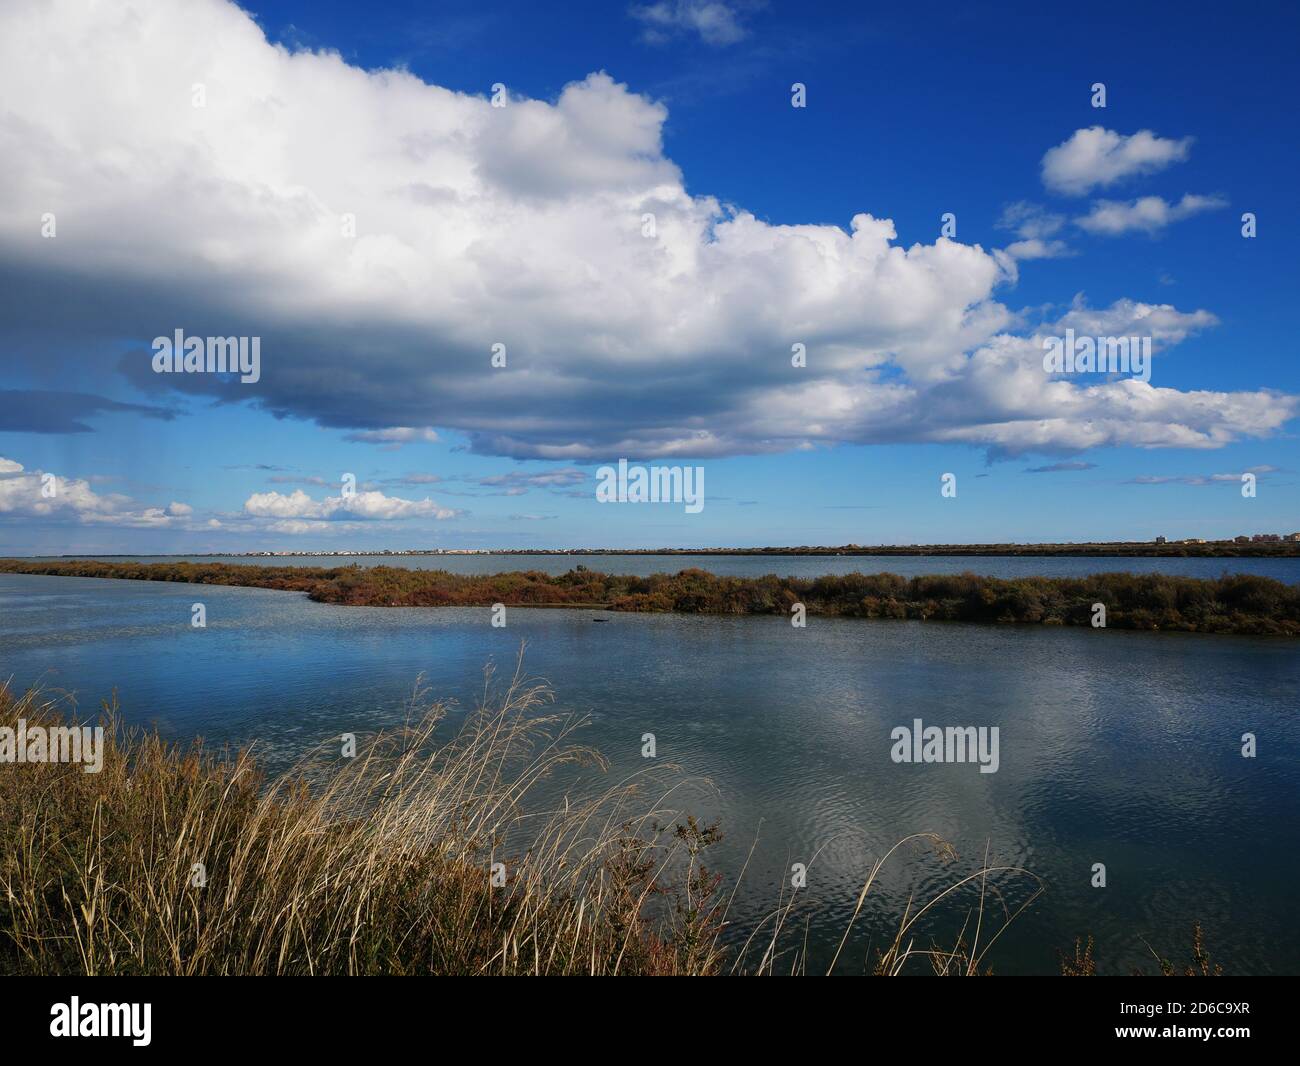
[2,558,1298,634]
[0,673,730,975]
[0,673,1047,976]
[0,673,1229,976]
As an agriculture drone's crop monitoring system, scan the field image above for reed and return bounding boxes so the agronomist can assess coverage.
[0,662,1046,976]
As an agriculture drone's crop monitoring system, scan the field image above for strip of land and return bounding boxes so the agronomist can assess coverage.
[2,559,1297,634]
[42,539,1300,558]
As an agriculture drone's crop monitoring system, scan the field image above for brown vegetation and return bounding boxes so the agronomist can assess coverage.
[2,559,1297,634]
[0,670,1043,976]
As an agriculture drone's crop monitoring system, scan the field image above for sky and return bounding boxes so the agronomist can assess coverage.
[1,0,1298,554]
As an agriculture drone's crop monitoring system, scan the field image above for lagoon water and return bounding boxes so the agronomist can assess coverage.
[2,569,1297,974]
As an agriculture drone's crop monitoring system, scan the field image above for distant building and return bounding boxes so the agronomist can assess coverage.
[1234,536,1251,544]
[1253,534,1281,542]
[1154,535,1167,544]
[1289,533,1300,542]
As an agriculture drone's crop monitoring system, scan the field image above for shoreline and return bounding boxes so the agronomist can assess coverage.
[3,559,1297,635]
[14,542,1300,560]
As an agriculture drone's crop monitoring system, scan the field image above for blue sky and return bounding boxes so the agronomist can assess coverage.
[1,0,1297,553]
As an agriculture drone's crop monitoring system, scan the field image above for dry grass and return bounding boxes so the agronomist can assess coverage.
[0,659,1044,976]
[1060,924,1223,976]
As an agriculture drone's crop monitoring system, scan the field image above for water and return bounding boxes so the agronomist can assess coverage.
[2,570,1297,975]
[17,551,1300,583]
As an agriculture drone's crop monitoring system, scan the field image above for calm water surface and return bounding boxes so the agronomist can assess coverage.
[1,571,1297,975]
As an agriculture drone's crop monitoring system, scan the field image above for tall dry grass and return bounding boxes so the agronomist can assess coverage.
[0,659,1042,976]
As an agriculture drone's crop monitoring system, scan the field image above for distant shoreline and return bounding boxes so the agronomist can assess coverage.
[3,559,1298,635]
[17,541,1300,560]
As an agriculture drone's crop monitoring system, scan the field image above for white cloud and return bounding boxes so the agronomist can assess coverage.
[1053,297,1219,345]
[1042,127,1193,196]
[242,488,459,521]
[0,457,195,527]
[996,203,1072,260]
[1003,238,1072,261]
[886,299,1290,458]
[1075,194,1229,236]
[1126,465,1280,486]
[342,427,440,446]
[997,201,1066,240]
[630,2,750,45]
[0,1,1290,464]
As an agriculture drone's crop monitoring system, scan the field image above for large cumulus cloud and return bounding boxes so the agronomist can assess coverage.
[0,0,1292,461]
